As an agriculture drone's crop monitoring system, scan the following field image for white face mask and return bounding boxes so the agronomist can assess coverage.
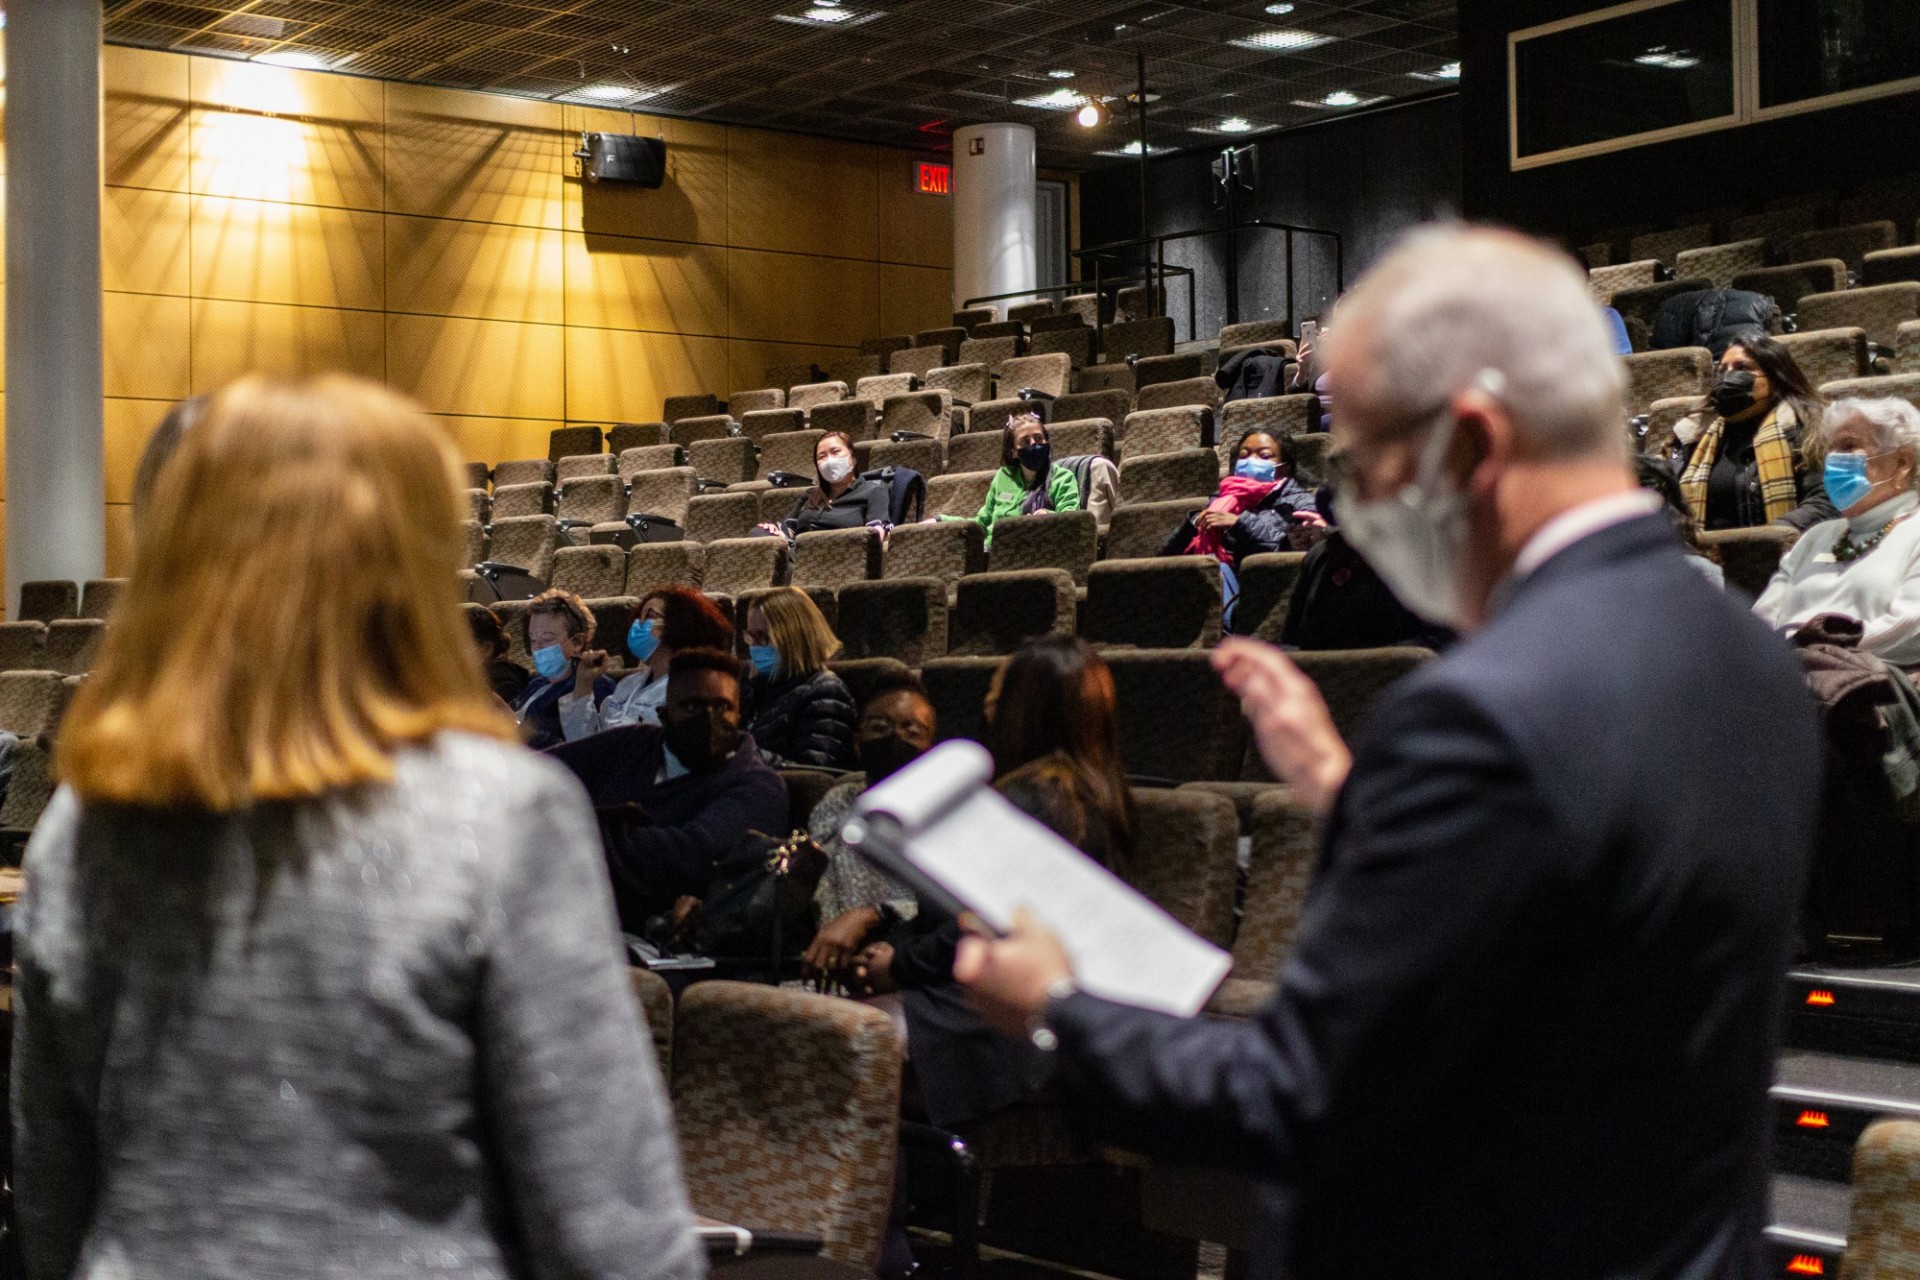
[1336,408,1474,630]
[819,455,854,484]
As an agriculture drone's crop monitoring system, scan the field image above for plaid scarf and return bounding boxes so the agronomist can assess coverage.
[1679,400,1801,525]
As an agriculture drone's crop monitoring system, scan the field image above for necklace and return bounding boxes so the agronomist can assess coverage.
[1834,511,1914,563]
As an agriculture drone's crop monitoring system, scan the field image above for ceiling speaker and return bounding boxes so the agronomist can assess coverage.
[575,133,667,188]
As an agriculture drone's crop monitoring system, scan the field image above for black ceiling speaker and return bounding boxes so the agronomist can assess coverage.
[575,132,667,188]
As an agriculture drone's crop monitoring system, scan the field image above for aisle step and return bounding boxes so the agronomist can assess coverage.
[1768,1174,1848,1277]
[1786,965,1920,1061]
[1773,1049,1920,1180]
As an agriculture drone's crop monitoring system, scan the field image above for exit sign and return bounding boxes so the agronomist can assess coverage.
[917,162,951,195]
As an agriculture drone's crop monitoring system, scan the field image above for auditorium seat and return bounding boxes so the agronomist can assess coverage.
[1629,225,1714,269]
[1135,377,1221,416]
[882,520,986,592]
[627,467,699,526]
[489,458,551,488]
[925,362,991,407]
[789,381,849,416]
[1060,293,1102,328]
[990,510,1098,584]
[829,656,912,706]
[490,601,532,666]
[550,545,627,600]
[628,541,704,595]
[0,625,46,674]
[1029,324,1093,369]
[890,345,947,379]
[1081,558,1222,649]
[555,475,625,532]
[836,577,947,665]
[1577,243,1611,270]
[548,424,603,462]
[462,520,488,568]
[663,393,721,425]
[1778,328,1871,388]
[0,670,72,739]
[688,438,758,487]
[809,399,874,442]
[921,655,1001,743]
[1102,316,1177,364]
[701,537,789,595]
[926,472,996,519]
[881,391,958,442]
[628,968,673,1081]
[671,415,737,449]
[1587,260,1659,305]
[855,373,917,410]
[1831,1120,1920,1280]
[1104,500,1199,561]
[1054,389,1133,428]
[607,422,668,454]
[1642,397,1701,459]
[1218,394,1319,449]
[485,516,559,581]
[1106,649,1245,782]
[1289,646,1435,745]
[754,430,825,483]
[685,493,760,544]
[466,489,493,523]
[916,327,968,363]
[825,357,878,392]
[860,335,913,361]
[463,460,490,490]
[792,528,880,589]
[1206,789,1318,1018]
[617,446,684,480]
[1622,348,1713,416]
[1126,789,1238,947]
[1077,361,1136,396]
[1007,300,1056,326]
[1132,352,1210,391]
[728,388,786,416]
[1217,319,1295,358]
[1290,433,1335,487]
[1863,246,1920,288]
[1798,283,1920,349]
[739,408,805,442]
[1897,321,1920,374]
[958,336,1020,371]
[996,353,1073,400]
[862,436,945,479]
[1047,418,1116,462]
[944,432,1005,478]
[0,733,57,831]
[1115,283,1165,324]
[1785,221,1900,276]
[1611,277,1712,352]
[491,481,554,519]
[583,598,638,667]
[1120,406,1211,460]
[1230,552,1309,640]
[1729,206,1821,248]
[737,585,835,635]
[951,306,998,332]
[947,569,1076,656]
[1821,373,1920,412]
[1732,261,1849,315]
[1676,239,1769,289]
[556,453,615,482]
[670,982,901,1273]
[44,619,104,676]
[1119,449,1221,506]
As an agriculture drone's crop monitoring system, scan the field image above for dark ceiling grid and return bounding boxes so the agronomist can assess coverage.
[101,0,1456,168]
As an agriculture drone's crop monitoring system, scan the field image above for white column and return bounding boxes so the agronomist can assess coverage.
[952,123,1037,314]
[5,0,106,614]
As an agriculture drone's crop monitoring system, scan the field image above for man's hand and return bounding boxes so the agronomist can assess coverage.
[953,908,1074,1039]
[1285,510,1328,551]
[1212,638,1352,815]
[574,649,613,696]
[803,906,883,978]
[850,942,898,997]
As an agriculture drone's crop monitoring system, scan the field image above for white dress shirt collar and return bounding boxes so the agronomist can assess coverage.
[1511,490,1666,584]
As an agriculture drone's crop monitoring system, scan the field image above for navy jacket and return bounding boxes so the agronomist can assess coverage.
[513,663,614,751]
[548,725,788,932]
[1046,515,1823,1280]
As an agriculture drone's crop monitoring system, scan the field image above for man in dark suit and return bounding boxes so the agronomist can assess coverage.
[956,227,1823,1280]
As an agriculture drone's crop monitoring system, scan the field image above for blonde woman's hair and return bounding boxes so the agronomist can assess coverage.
[756,587,842,679]
[59,375,514,810]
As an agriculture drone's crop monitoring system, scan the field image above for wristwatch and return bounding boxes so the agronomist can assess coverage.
[1028,976,1079,1052]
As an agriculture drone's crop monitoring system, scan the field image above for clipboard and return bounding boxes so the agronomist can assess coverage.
[841,740,1231,1017]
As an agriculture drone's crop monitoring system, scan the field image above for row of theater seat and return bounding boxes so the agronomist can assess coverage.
[1623,352,1920,425]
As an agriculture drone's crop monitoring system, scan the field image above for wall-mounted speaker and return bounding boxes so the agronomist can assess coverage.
[575,132,667,188]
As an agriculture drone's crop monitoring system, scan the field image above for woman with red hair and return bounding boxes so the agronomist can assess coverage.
[559,584,734,740]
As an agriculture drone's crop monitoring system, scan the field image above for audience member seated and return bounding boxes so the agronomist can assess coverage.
[468,604,529,704]
[800,672,939,981]
[549,648,788,934]
[512,589,615,750]
[938,411,1079,547]
[743,587,858,769]
[561,586,734,740]
[1674,335,1837,532]
[755,430,890,540]
[1158,430,1317,619]
[1285,327,1333,416]
[1600,305,1633,356]
[851,636,1132,1129]
[1755,397,1920,665]
[1281,489,1455,651]
[1636,455,1725,587]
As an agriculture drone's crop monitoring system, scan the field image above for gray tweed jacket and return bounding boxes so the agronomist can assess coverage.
[12,732,705,1280]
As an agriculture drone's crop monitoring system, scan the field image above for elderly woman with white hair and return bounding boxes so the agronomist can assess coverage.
[1754,396,1920,664]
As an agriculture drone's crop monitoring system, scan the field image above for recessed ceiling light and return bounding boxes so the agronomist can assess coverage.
[1218,117,1254,133]
[1412,60,1461,81]
[1076,101,1109,128]
[1264,2,1295,12]
[1635,48,1700,69]
[1047,68,1077,79]
[773,5,881,26]
[251,50,336,71]
[1014,87,1091,110]
[564,83,663,105]
[1322,90,1360,106]
[1229,28,1332,52]
[1097,141,1165,157]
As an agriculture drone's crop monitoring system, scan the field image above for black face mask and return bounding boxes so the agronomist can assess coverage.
[856,734,924,785]
[1709,370,1760,418]
[662,708,740,773]
[1016,441,1052,474]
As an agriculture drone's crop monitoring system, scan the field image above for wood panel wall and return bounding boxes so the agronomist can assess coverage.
[9,45,955,576]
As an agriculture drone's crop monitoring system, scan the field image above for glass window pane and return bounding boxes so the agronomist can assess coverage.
[1514,0,1736,159]
[1758,0,1920,107]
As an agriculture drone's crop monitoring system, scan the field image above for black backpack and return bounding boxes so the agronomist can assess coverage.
[1650,289,1782,355]
[1214,346,1290,403]
[861,466,926,524]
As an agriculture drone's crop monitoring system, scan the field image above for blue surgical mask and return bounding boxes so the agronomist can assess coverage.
[749,644,779,678]
[628,618,660,662]
[1824,452,1878,512]
[1234,457,1278,483]
[531,643,570,682]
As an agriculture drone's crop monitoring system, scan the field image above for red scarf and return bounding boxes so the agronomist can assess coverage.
[1185,475,1278,562]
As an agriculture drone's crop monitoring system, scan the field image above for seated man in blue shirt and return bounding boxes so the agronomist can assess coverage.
[549,647,788,934]
[511,589,615,750]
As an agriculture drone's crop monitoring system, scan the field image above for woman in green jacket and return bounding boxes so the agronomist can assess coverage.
[945,412,1081,547]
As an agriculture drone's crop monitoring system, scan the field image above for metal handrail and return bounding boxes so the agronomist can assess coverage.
[960,266,1195,312]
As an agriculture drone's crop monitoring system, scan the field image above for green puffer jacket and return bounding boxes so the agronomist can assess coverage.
[946,464,1081,547]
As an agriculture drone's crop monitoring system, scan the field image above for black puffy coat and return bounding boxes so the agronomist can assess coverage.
[746,668,858,770]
